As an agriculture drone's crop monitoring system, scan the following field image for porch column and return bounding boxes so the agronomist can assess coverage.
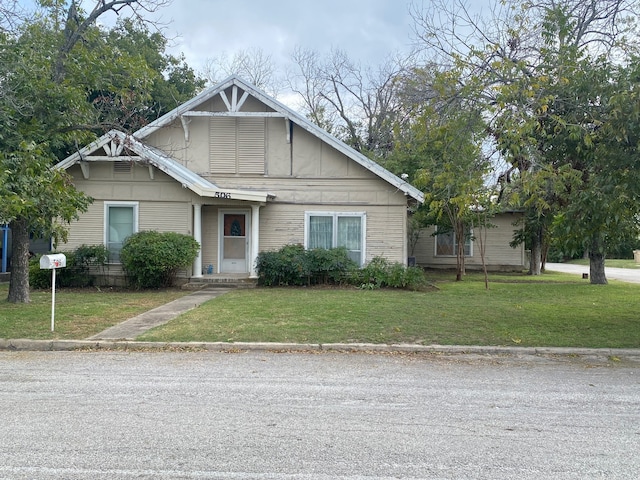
[250,204,261,278]
[192,203,203,278]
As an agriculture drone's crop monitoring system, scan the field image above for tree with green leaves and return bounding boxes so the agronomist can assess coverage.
[391,70,490,281]
[1,0,202,302]
[410,0,640,283]
[0,144,92,303]
[491,5,640,283]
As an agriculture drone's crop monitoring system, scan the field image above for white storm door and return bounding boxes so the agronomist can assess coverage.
[220,211,249,273]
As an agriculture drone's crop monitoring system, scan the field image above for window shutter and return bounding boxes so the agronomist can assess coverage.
[238,118,265,174]
[210,117,237,174]
[210,117,265,175]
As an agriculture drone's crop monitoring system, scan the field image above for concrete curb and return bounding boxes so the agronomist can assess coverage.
[1,338,639,360]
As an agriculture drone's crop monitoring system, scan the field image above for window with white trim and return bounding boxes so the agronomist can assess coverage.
[305,212,365,265]
[105,202,138,263]
[435,228,472,257]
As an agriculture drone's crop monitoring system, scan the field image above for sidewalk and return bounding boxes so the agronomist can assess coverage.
[87,288,231,340]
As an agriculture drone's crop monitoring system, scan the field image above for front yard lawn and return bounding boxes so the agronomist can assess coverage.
[0,285,188,340]
[2,271,639,348]
[139,271,640,348]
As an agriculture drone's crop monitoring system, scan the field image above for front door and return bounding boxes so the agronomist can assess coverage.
[220,211,249,273]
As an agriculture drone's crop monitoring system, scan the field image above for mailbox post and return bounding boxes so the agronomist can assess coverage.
[39,254,66,332]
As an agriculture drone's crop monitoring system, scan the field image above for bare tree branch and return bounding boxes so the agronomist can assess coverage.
[202,47,281,96]
[288,46,415,156]
[0,0,23,34]
[53,0,170,83]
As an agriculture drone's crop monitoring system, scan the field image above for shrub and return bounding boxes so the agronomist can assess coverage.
[256,244,310,286]
[352,256,428,290]
[354,256,391,288]
[256,245,357,286]
[256,246,427,290]
[29,244,109,288]
[307,247,358,284]
[120,231,200,289]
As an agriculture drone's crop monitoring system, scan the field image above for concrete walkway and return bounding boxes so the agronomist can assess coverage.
[546,262,640,283]
[87,288,231,341]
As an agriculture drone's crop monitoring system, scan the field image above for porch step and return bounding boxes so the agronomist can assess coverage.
[182,275,257,290]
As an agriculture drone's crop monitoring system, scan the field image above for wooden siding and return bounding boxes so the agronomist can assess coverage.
[139,202,190,234]
[201,206,219,272]
[202,176,407,207]
[266,117,291,176]
[64,202,104,250]
[67,163,194,203]
[63,201,191,251]
[413,213,525,271]
[258,203,407,264]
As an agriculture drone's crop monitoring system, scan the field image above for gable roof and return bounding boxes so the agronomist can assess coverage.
[134,75,424,203]
[55,130,272,203]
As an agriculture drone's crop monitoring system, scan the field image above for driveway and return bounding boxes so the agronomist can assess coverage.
[546,262,640,283]
[0,351,638,479]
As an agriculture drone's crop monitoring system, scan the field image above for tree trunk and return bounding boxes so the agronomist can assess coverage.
[540,237,549,273]
[455,221,465,281]
[529,227,542,275]
[7,217,31,303]
[476,221,489,290]
[588,234,607,285]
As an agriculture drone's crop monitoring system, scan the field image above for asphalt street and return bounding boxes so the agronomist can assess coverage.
[0,351,638,479]
[546,262,640,283]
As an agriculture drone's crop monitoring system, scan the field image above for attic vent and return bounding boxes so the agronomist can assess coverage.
[114,162,132,174]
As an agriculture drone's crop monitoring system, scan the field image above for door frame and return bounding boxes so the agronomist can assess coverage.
[218,209,251,273]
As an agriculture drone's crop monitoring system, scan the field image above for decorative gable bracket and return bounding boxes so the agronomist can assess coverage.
[79,161,90,179]
[220,85,250,112]
[103,139,124,157]
[178,83,291,143]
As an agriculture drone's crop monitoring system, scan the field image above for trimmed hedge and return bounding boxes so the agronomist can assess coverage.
[120,231,200,289]
[256,244,428,290]
[256,245,358,286]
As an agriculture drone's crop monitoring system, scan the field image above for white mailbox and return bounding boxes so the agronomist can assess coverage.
[40,253,67,332]
[40,253,66,269]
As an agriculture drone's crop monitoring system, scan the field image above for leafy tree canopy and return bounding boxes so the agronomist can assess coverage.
[0,0,204,302]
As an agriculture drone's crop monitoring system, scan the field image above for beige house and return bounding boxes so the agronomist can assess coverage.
[56,76,424,282]
[412,212,526,272]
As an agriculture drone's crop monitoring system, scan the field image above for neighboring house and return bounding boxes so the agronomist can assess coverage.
[0,223,51,274]
[55,76,424,284]
[411,212,526,272]
[1,224,9,274]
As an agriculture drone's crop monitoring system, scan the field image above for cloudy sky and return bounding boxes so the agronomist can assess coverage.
[146,0,420,75]
[20,0,491,86]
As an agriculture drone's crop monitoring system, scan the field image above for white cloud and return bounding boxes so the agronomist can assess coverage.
[153,0,416,72]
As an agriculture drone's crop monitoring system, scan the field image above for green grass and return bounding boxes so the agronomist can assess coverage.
[139,271,640,348]
[0,284,188,340]
[566,258,640,269]
[2,271,640,348]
